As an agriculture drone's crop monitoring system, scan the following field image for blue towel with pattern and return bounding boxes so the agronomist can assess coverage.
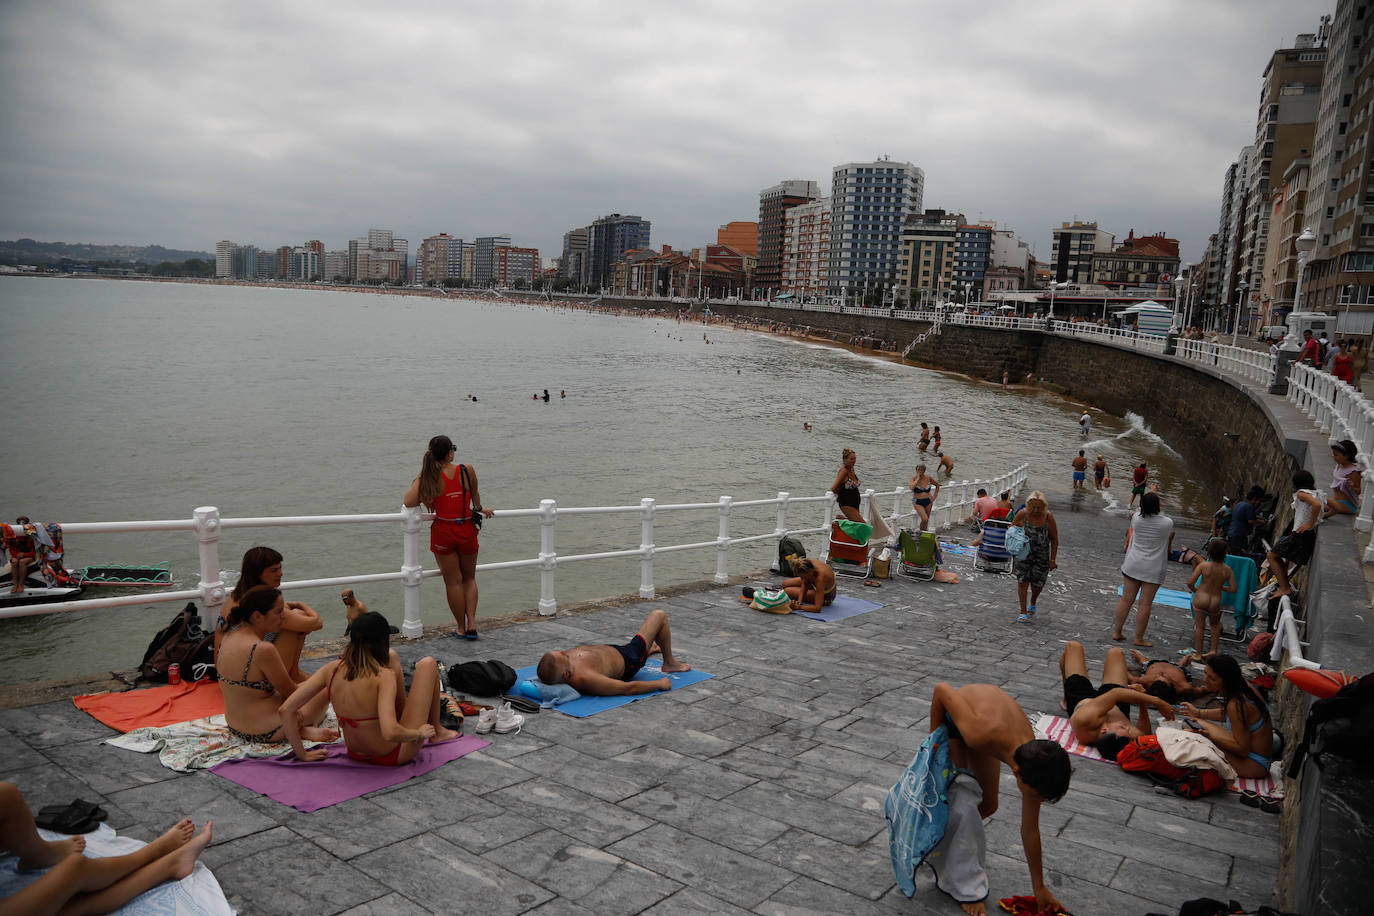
[885,724,955,897]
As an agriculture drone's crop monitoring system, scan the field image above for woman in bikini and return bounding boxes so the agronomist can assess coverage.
[780,558,837,613]
[1179,654,1274,779]
[830,448,864,523]
[403,435,495,639]
[214,546,322,681]
[909,463,940,531]
[281,611,460,765]
[219,585,334,745]
[917,422,930,453]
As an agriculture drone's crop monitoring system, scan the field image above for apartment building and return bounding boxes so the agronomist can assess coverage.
[898,209,962,298]
[1088,231,1181,289]
[757,180,822,292]
[780,197,831,296]
[1050,221,1114,284]
[828,159,925,296]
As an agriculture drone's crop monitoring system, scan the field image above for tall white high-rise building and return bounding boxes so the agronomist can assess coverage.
[827,159,924,296]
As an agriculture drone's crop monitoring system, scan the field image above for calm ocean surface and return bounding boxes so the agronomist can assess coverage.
[0,277,1212,685]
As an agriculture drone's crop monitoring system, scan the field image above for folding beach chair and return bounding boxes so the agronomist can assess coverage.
[827,520,872,579]
[897,528,937,581]
[1220,553,1259,642]
[974,518,1013,573]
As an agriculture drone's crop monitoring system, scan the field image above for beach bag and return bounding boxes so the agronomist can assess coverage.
[460,465,483,530]
[777,535,806,575]
[749,588,792,614]
[1117,735,1187,780]
[1003,524,1031,561]
[1287,672,1374,776]
[138,602,215,682]
[447,659,517,696]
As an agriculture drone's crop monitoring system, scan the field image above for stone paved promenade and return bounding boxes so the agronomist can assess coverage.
[0,487,1280,915]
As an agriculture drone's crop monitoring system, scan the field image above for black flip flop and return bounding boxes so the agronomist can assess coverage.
[35,801,105,834]
[500,694,540,714]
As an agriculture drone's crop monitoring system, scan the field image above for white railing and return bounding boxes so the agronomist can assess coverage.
[0,464,1030,633]
[1272,594,1319,670]
[1175,337,1276,384]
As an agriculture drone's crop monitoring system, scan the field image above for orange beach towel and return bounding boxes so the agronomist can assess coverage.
[74,680,225,733]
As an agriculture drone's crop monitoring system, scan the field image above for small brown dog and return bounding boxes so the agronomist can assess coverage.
[341,589,368,634]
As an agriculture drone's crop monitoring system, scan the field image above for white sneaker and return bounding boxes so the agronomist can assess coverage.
[494,701,524,735]
[475,707,496,734]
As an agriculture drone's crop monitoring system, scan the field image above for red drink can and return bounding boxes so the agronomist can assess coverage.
[167,663,181,685]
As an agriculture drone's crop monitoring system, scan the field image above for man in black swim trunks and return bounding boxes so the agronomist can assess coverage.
[536,609,691,696]
[1060,641,1174,752]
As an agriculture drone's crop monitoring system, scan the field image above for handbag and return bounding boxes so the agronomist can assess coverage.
[1004,524,1030,560]
[459,464,483,530]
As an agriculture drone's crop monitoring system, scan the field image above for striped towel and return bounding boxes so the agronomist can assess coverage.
[1034,714,1280,797]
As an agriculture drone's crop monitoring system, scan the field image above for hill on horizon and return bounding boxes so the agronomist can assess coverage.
[0,238,213,266]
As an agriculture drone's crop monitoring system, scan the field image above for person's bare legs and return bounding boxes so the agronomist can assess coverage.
[0,782,85,870]
[1016,580,1030,615]
[636,609,690,672]
[0,817,205,916]
[1267,551,1296,599]
[1207,609,1223,656]
[457,553,479,634]
[1134,582,1161,647]
[434,552,468,632]
[1059,641,1089,682]
[392,657,459,765]
[916,505,930,531]
[1111,577,1141,641]
[1192,603,1207,656]
[8,555,29,593]
[1102,646,1131,686]
[838,505,864,524]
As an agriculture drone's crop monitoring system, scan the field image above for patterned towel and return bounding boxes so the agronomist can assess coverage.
[1034,713,1280,797]
[885,725,955,897]
[107,712,337,773]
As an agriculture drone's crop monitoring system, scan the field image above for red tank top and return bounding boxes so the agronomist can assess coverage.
[433,466,469,522]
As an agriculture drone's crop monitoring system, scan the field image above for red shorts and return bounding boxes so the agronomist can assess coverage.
[430,520,479,556]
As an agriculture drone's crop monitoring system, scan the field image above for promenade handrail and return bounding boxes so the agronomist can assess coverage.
[1,464,1031,635]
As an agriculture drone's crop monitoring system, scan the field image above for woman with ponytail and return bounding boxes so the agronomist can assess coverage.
[403,435,494,639]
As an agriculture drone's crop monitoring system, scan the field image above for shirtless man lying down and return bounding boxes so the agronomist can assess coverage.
[1060,640,1176,755]
[536,609,690,696]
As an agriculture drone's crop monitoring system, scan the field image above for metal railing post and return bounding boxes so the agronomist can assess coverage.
[639,498,656,598]
[399,504,424,637]
[193,506,225,620]
[538,499,557,615]
[821,494,837,561]
[714,496,732,584]
[774,491,790,570]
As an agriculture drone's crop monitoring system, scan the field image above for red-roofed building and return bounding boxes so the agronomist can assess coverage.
[1089,230,1181,289]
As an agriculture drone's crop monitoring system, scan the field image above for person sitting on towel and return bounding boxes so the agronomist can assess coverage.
[536,608,690,696]
[280,611,460,765]
[1060,641,1176,756]
[930,682,1071,916]
[780,557,836,613]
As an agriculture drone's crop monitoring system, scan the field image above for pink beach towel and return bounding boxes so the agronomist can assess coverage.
[209,735,488,812]
[1035,714,1280,797]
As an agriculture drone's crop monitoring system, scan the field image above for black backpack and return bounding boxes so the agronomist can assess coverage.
[447,659,517,697]
[777,535,806,576]
[138,602,216,682]
[1287,671,1374,777]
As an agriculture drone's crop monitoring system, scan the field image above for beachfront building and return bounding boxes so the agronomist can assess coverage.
[1088,230,1181,291]
[954,223,993,300]
[989,227,1032,276]
[349,229,408,283]
[288,247,319,281]
[1050,221,1115,284]
[324,250,348,282]
[560,228,588,283]
[756,180,822,294]
[898,209,962,303]
[780,196,831,298]
[491,244,539,286]
[473,235,510,285]
[828,159,925,301]
[256,250,275,279]
[1215,149,1254,329]
[216,240,234,278]
[417,233,466,286]
[1264,158,1311,326]
[716,221,758,257]
[583,214,651,289]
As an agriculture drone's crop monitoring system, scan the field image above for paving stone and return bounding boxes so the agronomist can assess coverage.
[0,725,48,776]
[214,826,389,915]
[335,892,435,915]
[0,702,118,748]
[622,784,790,853]
[1058,810,1232,881]
[749,826,897,901]
[1126,805,1280,864]
[487,779,653,847]
[1109,856,1249,909]
[107,774,279,845]
[725,782,884,846]
[279,796,432,860]
[352,831,552,915]
[435,809,545,856]
[638,887,756,915]
[607,823,794,909]
[486,828,680,915]
[39,737,179,794]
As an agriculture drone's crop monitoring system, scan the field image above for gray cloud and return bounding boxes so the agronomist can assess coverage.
[0,0,1323,264]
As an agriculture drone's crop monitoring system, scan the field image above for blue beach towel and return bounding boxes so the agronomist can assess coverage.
[1117,584,1193,610]
[512,660,712,718]
[793,594,882,622]
[885,724,955,897]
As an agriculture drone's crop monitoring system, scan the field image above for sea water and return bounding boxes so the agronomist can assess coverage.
[0,277,1212,685]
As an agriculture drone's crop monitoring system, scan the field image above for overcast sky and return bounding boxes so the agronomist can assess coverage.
[0,1,1323,265]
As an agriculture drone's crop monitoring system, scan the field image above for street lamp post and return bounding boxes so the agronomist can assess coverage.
[1231,281,1249,348]
[1270,226,1316,393]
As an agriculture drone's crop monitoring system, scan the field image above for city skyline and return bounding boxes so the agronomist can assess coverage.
[1,1,1316,265]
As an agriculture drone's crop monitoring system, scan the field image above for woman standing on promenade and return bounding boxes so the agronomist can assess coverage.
[831,448,864,523]
[404,435,495,639]
[215,546,322,681]
[219,585,334,744]
[1332,341,1354,385]
[281,611,459,765]
[1111,491,1174,647]
[909,463,939,531]
[1324,439,1363,519]
[1011,491,1058,623]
